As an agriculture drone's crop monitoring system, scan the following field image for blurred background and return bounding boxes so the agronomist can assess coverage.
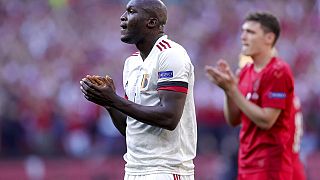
[0,0,319,179]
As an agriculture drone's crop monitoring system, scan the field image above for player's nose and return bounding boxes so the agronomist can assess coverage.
[120,12,127,21]
[240,32,246,41]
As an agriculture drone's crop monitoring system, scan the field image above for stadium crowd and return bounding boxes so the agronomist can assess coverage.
[0,0,319,179]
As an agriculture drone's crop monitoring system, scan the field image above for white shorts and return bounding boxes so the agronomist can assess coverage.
[124,173,194,180]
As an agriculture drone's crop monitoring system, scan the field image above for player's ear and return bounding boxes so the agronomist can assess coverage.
[265,32,275,46]
[147,18,158,28]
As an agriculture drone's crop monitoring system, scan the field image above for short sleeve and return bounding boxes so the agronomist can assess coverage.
[157,48,191,94]
[261,67,294,109]
[123,58,130,99]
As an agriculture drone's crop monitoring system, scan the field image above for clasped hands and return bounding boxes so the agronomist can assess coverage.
[80,75,116,108]
[205,59,238,92]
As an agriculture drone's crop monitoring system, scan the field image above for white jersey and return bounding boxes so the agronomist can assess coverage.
[122,35,197,175]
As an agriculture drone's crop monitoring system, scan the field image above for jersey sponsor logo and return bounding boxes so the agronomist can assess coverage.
[268,92,286,99]
[140,74,149,89]
[156,40,172,51]
[158,71,173,79]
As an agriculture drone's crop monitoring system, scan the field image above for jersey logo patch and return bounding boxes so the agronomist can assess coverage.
[141,74,149,89]
[158,71,173,79]
[268,92,286,99]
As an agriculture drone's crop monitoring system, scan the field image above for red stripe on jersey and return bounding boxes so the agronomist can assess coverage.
[162,40,171,48]
[173,174,181,180]
[156,44,162,51]
[158,86,188,94]
[131,52,140,56]
[124,94,128,100]
[159,42,167,50]
[131,51,139,56]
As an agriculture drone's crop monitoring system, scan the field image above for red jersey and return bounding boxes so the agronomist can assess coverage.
[238,57,295,174]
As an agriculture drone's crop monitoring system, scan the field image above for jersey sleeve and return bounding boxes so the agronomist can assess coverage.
[123,58,130,99]
[157,48,191,94]
[260,66,294,109]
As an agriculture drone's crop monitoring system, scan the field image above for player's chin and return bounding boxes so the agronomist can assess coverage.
[120,35,135,44]
[241,49,252,56]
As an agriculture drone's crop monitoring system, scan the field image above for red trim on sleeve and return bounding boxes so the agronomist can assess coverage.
[158,86,188,94]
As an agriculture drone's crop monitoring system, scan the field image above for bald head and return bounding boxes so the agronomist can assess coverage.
[120,0,168,44]
[129,0,167,27]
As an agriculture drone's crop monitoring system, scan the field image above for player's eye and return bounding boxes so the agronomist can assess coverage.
[127,8,134,14]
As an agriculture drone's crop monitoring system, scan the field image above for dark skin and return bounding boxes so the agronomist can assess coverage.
[80,0,187,136]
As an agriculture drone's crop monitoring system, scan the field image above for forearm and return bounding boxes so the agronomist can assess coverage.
[106,106,127,136]
[109,95,181,131]
[226,86,276,129]
[223,94,241,127]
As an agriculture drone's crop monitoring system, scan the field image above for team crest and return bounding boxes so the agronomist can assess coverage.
[141,74,149,89]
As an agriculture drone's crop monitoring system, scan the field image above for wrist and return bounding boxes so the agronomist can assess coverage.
[107,92,120,109]
[225,85,238,97]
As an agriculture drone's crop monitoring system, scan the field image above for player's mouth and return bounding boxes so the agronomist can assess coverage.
[242,43,249,48]
[120,23,127,33]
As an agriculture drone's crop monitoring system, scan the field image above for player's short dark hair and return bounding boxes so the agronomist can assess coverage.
[245,12,280,46]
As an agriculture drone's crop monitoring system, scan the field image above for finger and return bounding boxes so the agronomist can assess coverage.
[105,75,113,84]
[80,85,96,97]
[205,66,222,78]
[80,85,87,95]
[93,75,105,86]
[84,94,97,103]
[105,75,116,91]
[84,94,108,107]
[86,75,97,84]
[219,63,235,79]
[96,76,115,91]
[204,65,216,76]
[82,77,93,85]
[217,59,227,65]
[81,78,100,91]
[80,80,100,94]
[205,66,222,83]
[82,85,104,102]
[92,76,102,85]
[217,60,229,72]
[80,85,98,100]
[205,72,218,84]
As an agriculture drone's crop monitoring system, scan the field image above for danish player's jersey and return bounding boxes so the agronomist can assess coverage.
[122,35,197,175]
[238,57,295,173]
